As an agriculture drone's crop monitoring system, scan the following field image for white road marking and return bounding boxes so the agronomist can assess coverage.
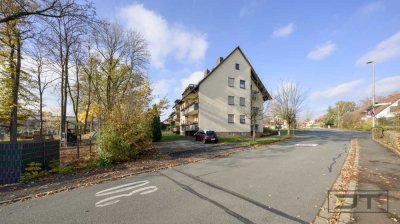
[95,180,158,207]
[295,143,318,147]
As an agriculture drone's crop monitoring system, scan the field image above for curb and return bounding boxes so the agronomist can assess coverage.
[313,138,359,224]
[0,136,294,206]
[372,137,400,158]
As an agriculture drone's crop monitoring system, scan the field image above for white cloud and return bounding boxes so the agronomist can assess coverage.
[239,1,261,18]
[153,79,171,97]
[178,71,204,94]
[360,76,400,96]
[307,41,337,60]
[359,2,385,14]
[310,79,364,100]
[271,22,295,38]
[119,4,208,69]
[356,32,400,66]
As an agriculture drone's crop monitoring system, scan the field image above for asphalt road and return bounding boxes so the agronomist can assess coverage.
[0,130,367,224]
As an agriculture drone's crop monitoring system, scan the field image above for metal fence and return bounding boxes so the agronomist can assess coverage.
[0,140,60,184]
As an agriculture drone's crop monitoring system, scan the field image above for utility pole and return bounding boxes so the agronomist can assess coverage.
[367,61,376,128]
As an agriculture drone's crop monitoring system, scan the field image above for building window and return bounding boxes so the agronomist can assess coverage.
[240,80,245,89]
[240,115,245,124]
[228,96,234,105]
[235,63,240,70]
[228,77,234,87]
[228,114,234,123]
[251,124,259,132]
[240,97,245,106]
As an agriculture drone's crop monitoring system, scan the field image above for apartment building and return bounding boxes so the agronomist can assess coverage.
[171,46,272,137]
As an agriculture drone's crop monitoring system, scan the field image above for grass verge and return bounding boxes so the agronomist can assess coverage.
[160,132,192,142]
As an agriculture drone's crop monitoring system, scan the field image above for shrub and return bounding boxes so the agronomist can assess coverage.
[362,120,373,131]
[21,162,48,183]
[49,160,73,175]
[262,127,278,136]
[152,113,162,142]
[96,102,153,164]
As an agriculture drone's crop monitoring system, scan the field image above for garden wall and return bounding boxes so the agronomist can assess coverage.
[373,127,400,153]
[0,141,60,184]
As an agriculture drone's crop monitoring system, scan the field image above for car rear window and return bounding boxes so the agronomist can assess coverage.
[206,131,215,135]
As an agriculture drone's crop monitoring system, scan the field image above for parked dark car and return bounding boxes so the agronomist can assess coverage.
[194,130,218,143]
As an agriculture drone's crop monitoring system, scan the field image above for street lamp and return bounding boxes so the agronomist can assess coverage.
[366,61,375,128]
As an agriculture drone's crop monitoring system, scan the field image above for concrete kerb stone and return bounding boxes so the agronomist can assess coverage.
[312,138,360,224]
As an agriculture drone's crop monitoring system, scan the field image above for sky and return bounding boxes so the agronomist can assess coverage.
[46,0,400,120]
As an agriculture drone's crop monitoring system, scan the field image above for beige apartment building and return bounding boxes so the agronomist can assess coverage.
[171,46,272,137]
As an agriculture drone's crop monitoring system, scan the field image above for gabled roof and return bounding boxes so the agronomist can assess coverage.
[354,93,400,116]
[183,46,272,101]
[375,93,400,115]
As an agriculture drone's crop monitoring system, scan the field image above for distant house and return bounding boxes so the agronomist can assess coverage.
[169,46,272,137]
[360,93,400,119]
[375,94,400,119]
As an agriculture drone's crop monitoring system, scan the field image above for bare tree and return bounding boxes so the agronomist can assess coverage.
[80,45,97,133]
[0,0,64,24]
[28,39,57,140]
[91,22,149,117]
[41,0,95,143]
[272,81,304,135]
[241,90,265,141]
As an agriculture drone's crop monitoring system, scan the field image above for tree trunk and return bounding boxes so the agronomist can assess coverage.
[252,123,256,142]
[84,79,91,133]
[39,91,43,141]
[10,35,22,143]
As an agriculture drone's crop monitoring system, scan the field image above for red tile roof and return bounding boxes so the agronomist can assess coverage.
[375,93,400,115]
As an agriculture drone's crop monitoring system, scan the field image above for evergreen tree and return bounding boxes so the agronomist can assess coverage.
[151,105,162,142]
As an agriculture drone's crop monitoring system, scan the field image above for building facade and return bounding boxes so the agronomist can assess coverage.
[171,47,272,137]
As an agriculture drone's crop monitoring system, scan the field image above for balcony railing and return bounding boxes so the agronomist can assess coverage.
[172,114,180,121]
[181,122,199,131]
[182,103,199,116]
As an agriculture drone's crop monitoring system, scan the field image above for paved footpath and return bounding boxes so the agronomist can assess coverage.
[352,137,400,223]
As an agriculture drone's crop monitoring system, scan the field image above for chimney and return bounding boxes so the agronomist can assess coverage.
[216,57,223,66]
[204,69,210,77]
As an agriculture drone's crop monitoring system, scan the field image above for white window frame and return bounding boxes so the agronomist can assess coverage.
[228,114,234,123]
[240,115,245,124]
[240,80,245,89]
[228,96,235,105]
[228,77,235,87]
[240,97,245,106]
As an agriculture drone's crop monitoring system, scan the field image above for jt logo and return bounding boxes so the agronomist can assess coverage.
[328,190,388,213]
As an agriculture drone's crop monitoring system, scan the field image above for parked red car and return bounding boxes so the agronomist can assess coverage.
[194,130,218,144]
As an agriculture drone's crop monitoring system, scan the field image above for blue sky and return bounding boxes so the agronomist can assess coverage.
[86,0,400,119]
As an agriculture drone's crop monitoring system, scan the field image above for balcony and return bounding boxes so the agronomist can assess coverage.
[172,126,180,133]
[173,113,180,121]
[181,122,199,131]
[182,103,199,116]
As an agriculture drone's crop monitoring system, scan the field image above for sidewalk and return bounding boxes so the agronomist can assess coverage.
[352,138,400,223]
